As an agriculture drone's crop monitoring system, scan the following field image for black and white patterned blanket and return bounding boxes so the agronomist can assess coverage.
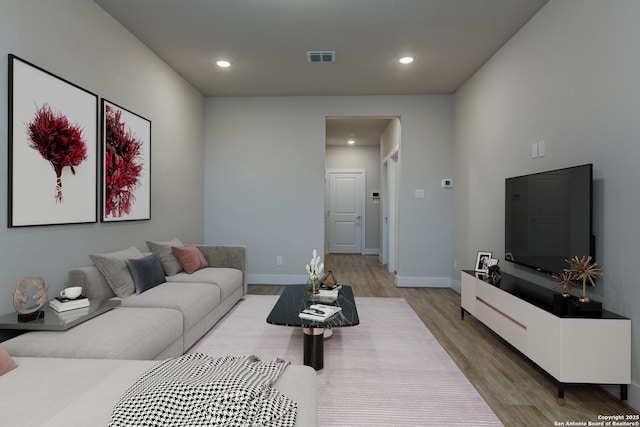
[108,354,298,427]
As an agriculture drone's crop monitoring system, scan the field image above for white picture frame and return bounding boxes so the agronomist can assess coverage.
[475,251,493,273]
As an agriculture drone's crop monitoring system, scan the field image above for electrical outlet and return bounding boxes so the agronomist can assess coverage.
[276,256,283,266]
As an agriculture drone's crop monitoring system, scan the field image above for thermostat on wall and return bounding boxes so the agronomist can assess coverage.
[441,178,453,188]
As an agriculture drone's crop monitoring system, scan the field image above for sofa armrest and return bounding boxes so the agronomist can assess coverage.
[67,266,116,300]
[196,245,247,294]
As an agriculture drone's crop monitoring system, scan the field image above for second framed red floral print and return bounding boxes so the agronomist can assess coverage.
[101,99,151,222]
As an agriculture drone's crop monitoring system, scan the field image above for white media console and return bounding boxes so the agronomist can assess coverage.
[461,270,631,405]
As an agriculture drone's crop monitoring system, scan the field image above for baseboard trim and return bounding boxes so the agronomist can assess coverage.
[363,248,380,255]
[395,276,452,287]
[248,274,308,285]
[450,278,461,293]
[251,273,455,289]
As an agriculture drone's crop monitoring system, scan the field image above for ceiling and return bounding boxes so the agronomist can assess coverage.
[95,0,548,97]
[326,117,393,146]
[94,0,548,146]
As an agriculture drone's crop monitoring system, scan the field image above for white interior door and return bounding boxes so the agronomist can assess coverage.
[327,170,364,254]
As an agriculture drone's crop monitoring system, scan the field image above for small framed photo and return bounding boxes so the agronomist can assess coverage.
[475,251,493,273]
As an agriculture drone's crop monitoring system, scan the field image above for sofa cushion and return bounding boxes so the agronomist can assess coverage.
[167,268,243,301]
[118,282,221,332]
[126,254,166,294]
[2,307,183,360]
[171,245,208,274]
[147,238,184,276]
[89,246,144,298]
[0,345,18,375]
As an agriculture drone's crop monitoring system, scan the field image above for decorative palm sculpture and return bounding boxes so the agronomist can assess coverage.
[552,271,575,297]
[26,104,88,203]
[553,256,603,302]
[566,255,603,303]
[104,105,143,217]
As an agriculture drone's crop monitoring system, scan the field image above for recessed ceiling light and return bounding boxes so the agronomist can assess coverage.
[399,56,414,65]
[348,139,355,145]
[216,60,231,68]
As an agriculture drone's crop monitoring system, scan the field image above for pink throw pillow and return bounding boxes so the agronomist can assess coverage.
[0,345,18,376]
[171,245,208,274]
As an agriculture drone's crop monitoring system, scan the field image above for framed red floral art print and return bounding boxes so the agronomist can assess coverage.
[101,99,151,222]
[8,54,98,227]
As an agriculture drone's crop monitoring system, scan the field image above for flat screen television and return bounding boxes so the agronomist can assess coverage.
[505,164,594,276]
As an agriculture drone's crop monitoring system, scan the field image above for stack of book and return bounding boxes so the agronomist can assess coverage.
[49,296,90,312]
[313,284,341,303]
[298,304,342,322]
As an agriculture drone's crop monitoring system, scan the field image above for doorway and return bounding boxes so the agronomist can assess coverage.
[382,149,398,273]
[324,116,399,260]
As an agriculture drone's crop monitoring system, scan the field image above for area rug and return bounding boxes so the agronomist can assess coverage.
[190,295,503,427]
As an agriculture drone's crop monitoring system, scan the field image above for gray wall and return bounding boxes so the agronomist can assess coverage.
[0,0,205,315]
[204,95,453,286]
[325,144,381,254]
[453,0,640,408]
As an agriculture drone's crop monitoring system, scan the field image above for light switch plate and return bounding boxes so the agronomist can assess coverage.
[532,142,539,158]
[538,140,546,157]
[415,189,425,198]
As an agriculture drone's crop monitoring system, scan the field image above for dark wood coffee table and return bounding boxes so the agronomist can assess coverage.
[266,284,359,374]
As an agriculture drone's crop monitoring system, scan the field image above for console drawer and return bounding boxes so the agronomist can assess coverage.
[475,281,527,352]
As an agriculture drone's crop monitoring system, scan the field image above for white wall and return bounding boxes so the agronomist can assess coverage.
[204,95,453,285]
[453,0,640,408]
[0,0,205,316]
[325,145,381,253]
[381,118,401,159]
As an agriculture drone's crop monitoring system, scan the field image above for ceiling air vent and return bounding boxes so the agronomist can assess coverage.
[307,51,335,63]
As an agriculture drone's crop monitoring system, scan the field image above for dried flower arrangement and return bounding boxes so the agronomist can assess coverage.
[26,104,88,203]
[104,105,143,217]
[305,249,324,294]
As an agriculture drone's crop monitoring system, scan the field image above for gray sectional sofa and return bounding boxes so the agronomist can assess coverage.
[1,357,317,427]
[1,240,318,426]
[3,240,247,359]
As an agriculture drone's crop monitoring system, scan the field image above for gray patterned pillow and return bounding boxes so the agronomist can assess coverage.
[146,238,184,276]
[89,246,144,298]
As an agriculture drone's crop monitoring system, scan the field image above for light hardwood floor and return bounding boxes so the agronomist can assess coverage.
[249,254,638,426]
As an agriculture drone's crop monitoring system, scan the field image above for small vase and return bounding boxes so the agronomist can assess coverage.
[307,277,320,295]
